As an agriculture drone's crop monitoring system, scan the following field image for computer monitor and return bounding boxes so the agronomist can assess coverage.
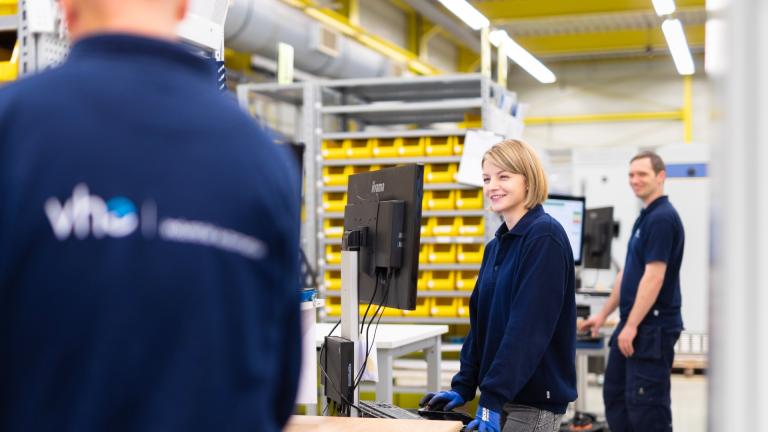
[342,165,424,310]
[543,195,586,265]
[583,207,614,269]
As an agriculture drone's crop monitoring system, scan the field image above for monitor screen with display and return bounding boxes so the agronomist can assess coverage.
[583,206,614,269]
[342,165,424,310]
[543,194,586,265]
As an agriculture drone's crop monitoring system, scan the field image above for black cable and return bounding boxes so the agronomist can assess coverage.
[359,272,380,334]
[353,268,392,389]
[355,272,390,389]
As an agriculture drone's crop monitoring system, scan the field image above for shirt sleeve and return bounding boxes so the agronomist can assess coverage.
[477,235,569,413]
[450,243,492,402]
[643,217,675,264]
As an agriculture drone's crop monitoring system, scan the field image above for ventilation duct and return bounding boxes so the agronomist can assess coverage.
[225,0,395,78]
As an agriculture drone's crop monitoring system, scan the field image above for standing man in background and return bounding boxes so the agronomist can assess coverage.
[581,151,685,432]
[0,1,302,431]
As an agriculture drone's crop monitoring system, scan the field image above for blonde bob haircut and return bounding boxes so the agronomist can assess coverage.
[481,139,549,209]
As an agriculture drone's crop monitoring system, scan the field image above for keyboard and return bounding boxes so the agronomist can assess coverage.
[359,400,424,420]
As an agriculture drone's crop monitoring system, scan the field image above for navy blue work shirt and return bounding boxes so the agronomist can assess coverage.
[620,196,685,329]
[0,34,302,432]
[451,205,577,414]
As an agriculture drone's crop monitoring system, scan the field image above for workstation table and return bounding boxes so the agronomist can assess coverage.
[286,415,462,432]
[315,323,449,403]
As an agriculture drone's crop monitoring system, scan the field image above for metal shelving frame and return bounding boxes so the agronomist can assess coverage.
[236,81,322,270]
[308,74,514,324]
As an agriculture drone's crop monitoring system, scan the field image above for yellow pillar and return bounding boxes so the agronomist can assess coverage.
[683,75,693,144]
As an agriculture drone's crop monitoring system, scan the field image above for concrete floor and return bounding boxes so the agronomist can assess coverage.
[573,374,708,431]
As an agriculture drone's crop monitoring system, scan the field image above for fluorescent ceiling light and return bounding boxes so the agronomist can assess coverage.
[488,30,556,84]
[435,0,489,30]
[652,0,676,16]
[662,18,695,75]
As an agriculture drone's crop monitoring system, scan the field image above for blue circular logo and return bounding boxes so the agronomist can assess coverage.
[106,197,137,218]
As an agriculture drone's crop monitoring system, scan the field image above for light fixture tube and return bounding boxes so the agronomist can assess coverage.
[435,0,490,30]
[662,18,695,75]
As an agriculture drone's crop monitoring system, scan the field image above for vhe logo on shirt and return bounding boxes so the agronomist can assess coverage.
[44,183,139,240]
[43,183,269,261]
[634,229,641,239]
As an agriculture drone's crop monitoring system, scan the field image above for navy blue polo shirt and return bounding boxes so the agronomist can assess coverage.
[0,35,301,432]
[451,205,577,414]
[620,196,684,329]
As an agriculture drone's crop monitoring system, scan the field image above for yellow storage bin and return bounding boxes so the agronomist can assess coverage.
[402,297,430,317]
[345,139,373,158]
[419,243,429,264]
[431,298,458,317]
[456,270,479,291]
[429,243,456,263]
[420,217,432,237]
[425,163,458,184]
[432,217,460,236]
[427,190,455,210]
[422,191,431,211]
[372,138,398,157]
[322,140,347,159]
[396,137,425,157]
[417,271,428,291]
[425,136,453,156]
[457,298,470,318]
[427,270,455,290]
[455,189,484,209]
[323,192,347,212]
[380,305,403,317]
[347,165,371,178]
[458,216,484,236]
[322,166,348,186]
[453,136,464,155]
[325,296,342,316]
[457,244,483,264]
[326,244,342,264]
[324,218,345,238]
[324,270,342,291]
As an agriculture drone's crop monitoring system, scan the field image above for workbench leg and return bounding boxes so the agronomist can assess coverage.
[425,336,442,392]
[376,353,394,403]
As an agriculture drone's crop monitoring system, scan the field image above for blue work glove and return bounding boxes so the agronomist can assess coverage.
[465,406,501,432]
[418,390,465,411]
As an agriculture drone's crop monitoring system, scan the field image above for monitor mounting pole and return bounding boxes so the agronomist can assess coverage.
[340,231,362,416]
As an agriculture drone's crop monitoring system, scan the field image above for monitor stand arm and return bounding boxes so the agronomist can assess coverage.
[340,249,360,416]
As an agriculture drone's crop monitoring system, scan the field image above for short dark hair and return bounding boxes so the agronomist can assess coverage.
[631,151,666,174]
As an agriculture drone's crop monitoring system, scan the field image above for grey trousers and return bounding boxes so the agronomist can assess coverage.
[501,403,563,432]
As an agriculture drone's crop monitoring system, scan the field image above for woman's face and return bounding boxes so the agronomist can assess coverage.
[482,160,528,217]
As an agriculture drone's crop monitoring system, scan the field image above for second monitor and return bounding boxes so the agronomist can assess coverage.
[342,165,424,310]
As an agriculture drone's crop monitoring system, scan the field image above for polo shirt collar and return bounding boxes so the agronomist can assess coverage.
[641,195,669,216]
[495,204,544,239]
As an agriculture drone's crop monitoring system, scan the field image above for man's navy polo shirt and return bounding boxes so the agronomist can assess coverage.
[620,196,685,329]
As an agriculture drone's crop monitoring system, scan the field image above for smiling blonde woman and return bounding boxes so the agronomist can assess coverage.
[422,139,577,432]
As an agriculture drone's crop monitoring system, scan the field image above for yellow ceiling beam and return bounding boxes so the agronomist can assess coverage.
[281,0,441,75]
[474,0,704,20]
[337,0,360,26]
[525,111,683,125]
[515,24,704,58]
[458,46,480,73]
[0,0,17,15]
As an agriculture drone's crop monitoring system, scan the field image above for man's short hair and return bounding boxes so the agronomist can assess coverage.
[631,151,666,174]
